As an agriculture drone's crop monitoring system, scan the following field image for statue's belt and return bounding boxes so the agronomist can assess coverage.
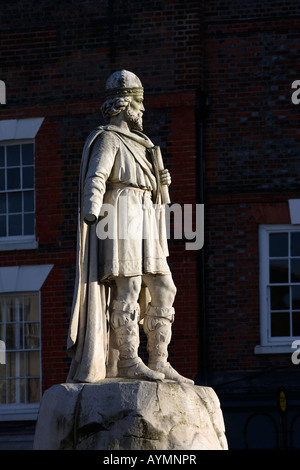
[106,183,153,196]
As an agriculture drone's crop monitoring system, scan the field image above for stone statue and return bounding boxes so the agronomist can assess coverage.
[67,70,193,385]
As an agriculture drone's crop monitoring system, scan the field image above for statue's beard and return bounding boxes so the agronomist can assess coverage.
[125,107,143,132]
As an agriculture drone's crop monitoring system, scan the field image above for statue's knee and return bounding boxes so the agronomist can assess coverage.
[156,276,176,304]
[163,277,177,300]
[115,275,142,303]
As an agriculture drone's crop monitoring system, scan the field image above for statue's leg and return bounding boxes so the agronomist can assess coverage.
[143,274,194,384]
[111,276,164,381]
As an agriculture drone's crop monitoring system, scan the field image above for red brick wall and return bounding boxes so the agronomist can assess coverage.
[1,1,203,389]
[203,1,300,381]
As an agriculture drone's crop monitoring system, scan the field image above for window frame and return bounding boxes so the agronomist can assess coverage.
[256,224,300,354]
[0,139,36,249]
[0,264,53,421]
[0,117,44,252]
[0,292,41,421]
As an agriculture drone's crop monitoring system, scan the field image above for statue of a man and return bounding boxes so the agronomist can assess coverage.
[67,70,193,384]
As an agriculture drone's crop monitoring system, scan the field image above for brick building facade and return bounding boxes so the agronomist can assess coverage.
[0,0,300,449]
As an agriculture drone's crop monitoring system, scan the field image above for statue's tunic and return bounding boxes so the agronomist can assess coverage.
[66,125,170,383]
[83,125,170,280]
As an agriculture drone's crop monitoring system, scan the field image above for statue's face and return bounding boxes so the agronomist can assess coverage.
[125,93,145,131]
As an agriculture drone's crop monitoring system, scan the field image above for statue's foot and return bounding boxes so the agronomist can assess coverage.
[118,358,165,381]
[149,362,194,384]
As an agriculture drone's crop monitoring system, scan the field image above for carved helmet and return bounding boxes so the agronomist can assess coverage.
[105,70,143,98]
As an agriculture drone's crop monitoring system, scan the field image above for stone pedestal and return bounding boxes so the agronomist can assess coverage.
[33,379,228,450]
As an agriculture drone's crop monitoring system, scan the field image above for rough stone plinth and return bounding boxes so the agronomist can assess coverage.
[33,379,228,450]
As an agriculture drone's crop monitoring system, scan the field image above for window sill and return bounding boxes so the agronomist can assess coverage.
[254,344,295,354]
[0,403,39,421]
[0,239,38,251]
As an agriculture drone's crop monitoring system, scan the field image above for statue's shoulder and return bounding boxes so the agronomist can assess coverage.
[86,126,120,148]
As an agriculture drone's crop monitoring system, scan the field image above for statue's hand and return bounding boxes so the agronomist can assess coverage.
[159,169,171,186]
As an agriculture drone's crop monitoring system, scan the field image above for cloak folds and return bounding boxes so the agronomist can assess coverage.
[66,126,170,382]
[67,127,109,382]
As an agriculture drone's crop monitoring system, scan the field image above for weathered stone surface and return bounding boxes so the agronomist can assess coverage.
[33,379,228,450]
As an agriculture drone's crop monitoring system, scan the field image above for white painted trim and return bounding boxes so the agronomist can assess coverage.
[254,345,294,354]
[0,264,53,293]
[0,118,44,141]
[0,239,38,252]
[259,225,269,346]
[0,81,6,105]
[0,404,39,422]
[289,199,300,225]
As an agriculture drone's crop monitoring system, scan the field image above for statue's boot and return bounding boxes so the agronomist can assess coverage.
[110,300,164,381]
[143,304,194,385]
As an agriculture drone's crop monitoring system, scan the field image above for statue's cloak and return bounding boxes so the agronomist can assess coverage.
[67,127,109,382]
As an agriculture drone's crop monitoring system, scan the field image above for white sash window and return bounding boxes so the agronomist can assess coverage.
[256,224,300,354]
[0,118,43,251]
[0,264,52,421]
[0,293,41,405]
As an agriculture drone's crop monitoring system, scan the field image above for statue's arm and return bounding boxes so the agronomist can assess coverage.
[83,133,116,224]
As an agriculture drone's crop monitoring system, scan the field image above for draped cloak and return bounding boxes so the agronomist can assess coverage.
[66,125,170,382]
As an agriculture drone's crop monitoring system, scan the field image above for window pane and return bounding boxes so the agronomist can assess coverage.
[22,144,34,165]
[7,168,20,190]
[0,364,5,379]
[7,145,20,167]
[24,213,34,235]
[23,191,34,212]
[8,192,22,213]
[293,312,300,336]
[0,169,5,190]
[8,378,25,404]
[7,352,25,377]
[24,296,39,321]
[0,147,4,167]
[269,259,289,283]
[291,259,300,283]
[0,193,6,214]
[269,233,288,257]
[270,286,289,310]
[291,232,300,256]
[6,296,23,322]
[7,379,16,403]
[8,214,22,236]
[7,298,14,322]
[271,311,290,336]
[25,323,39,349]
[6,352,15,377]
[0,379,6,403]
[27,377,40,403]
[292,286,300,310]
[0,215,6,237]
[26,351,40,376]
[0,298,4,322]
[22,167,34,189]
[6,324,23,350]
